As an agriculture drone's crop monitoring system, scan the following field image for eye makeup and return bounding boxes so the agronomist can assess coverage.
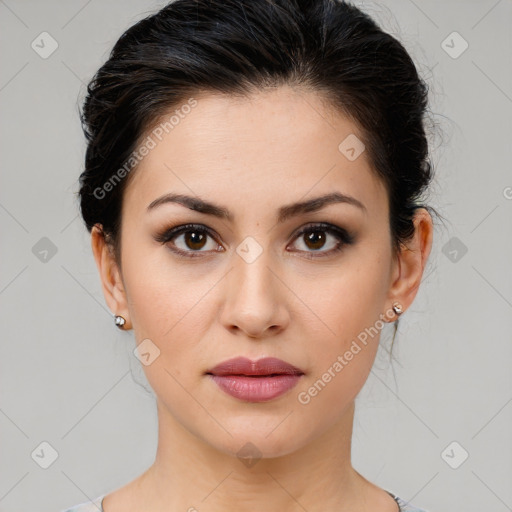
[153,221,356,260]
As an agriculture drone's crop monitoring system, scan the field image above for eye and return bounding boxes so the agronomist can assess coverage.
[287,222,354,259]
[154,222,354,259]
[154,223,222,258]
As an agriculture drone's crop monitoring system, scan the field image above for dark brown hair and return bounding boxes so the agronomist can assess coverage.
[77,0,443,347]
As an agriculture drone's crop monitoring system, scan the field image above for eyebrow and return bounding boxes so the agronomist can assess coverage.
[146,191,367,222]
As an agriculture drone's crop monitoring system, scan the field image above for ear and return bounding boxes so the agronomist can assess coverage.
[91,224,132,330]
[386,208,433,319]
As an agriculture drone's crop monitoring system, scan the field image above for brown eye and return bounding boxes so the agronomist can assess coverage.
[288,223,355,259]
[182,230,208,250]
[155,222,354,260]
[154,223,221,258]
[303,230,328,250]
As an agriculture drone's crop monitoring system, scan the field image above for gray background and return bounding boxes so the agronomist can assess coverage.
[1,1,511,511]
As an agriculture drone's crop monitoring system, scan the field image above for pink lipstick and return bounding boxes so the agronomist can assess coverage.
[206,356,304,402]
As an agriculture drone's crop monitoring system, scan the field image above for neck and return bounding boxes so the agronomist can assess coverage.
[138,399,374,512]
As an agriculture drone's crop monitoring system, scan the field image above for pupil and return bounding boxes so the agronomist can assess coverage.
[186,231,206,250]
[306,231,325,250]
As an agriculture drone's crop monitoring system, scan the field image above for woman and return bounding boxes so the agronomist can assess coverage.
[63,0,438,510]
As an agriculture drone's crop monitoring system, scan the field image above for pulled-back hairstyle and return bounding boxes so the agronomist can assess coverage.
[77,0,441,344]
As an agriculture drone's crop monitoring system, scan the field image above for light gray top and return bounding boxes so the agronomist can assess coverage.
[60,490,430,511]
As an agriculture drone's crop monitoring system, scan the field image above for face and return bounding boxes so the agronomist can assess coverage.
[102,86,408,458]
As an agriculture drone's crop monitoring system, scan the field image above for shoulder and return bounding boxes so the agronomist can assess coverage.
[387,491,430,512]
[59,495,105,512]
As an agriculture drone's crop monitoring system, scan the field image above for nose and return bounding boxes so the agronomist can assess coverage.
[219,247,290,339]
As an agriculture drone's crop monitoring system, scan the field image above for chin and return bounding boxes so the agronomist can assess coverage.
[205,420,308,462]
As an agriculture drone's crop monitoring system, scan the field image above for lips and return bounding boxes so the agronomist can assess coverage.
[205,357,305,402]
[206,356,304,377]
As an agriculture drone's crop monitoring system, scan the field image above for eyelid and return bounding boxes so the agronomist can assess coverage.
[154,221,354,258]
[154,223,218,244]
[291,222,354,245]
[153,224,221,259]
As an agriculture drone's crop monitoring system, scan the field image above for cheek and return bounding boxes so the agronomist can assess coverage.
[293,251,390,346]
[292,275,386,429]
[121,250,218,424]
[122,241,212,338]
[121,249,231,398]
[291,250,390,394]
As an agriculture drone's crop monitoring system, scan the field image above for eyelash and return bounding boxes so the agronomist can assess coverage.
[154,222,355,260]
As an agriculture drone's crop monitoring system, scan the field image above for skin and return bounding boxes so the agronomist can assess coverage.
[91,85,433,512]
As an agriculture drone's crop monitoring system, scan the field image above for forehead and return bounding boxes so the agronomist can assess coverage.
[123,86,388,221]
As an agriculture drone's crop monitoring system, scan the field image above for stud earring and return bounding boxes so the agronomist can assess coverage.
[114,315,126,329]
[392,302,403,316]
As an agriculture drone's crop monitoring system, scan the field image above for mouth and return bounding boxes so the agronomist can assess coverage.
[205,356,305,377]
[205,357,304,402]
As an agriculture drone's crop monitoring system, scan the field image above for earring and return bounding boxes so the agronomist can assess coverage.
[114,315,126,329]
[392,302,403,316]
